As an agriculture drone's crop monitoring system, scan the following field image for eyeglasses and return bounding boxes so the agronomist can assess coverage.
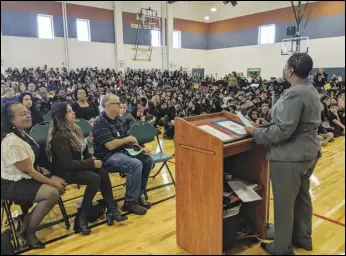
[109,102,120,106]
[16,111,31,117]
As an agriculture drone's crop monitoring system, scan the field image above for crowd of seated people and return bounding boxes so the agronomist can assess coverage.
[0,65,345,249]
[1,66,345,140]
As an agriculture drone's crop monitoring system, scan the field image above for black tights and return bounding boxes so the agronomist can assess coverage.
[63,168,114,216]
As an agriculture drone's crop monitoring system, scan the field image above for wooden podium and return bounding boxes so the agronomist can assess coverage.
[175,112,269,255]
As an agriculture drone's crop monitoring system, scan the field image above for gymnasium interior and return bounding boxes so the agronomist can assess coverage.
[1,1,345,255]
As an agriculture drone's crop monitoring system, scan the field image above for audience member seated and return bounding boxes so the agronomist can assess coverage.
[34,97,50,117]
[93,94,154,216]
[46,103,127,235]
[53,89,74,106]
[1,87,16,106]
[328,103,345,137]
[1,102,66,249]
[119,99,136,132]
[71,88,99,125]
[18,93,44,129]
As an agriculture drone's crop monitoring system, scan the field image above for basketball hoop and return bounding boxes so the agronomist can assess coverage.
[287,50,296,55]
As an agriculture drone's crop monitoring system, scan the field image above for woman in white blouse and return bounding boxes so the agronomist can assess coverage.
[1,102,66,249]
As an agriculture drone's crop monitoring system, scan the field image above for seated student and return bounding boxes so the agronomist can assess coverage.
[18,93,44,128]
[1,87,17,106]
[119,99,136,132]
[34,97,50,116]
[71,88,99,125]
[328,103,345,137]
[259,100,272,123]
[46,103,127,235]
[163,107,176,140]
[93,94,154,216]
[52,89,74,106]
[1,102,65,249]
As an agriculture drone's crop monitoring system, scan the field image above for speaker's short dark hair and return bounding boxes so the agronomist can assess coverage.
[287,53,313,79]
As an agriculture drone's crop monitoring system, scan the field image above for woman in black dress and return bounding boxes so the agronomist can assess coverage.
[71,88,99,125]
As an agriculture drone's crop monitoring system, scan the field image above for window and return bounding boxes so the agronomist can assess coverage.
[151,30,161,47]
[76,19,91,42]
[173,30,181,48]
[258,24,275,44]
[37,14,54,39]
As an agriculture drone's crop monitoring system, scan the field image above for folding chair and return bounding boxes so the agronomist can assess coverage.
[76,119,92,138]
[43,111,51,122]
[129,123,175,200]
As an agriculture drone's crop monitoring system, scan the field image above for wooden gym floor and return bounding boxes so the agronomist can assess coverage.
[6,136,345,255]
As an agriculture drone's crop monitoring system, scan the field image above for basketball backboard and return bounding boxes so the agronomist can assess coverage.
[281,36,309,55]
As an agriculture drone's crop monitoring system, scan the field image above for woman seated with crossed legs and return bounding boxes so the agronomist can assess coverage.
[46,103,127,235]
[1,102,66,249]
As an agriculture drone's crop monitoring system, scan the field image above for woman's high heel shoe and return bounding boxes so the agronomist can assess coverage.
[74,214,91,235]
[106,203,128,226]
[17,229,46,250]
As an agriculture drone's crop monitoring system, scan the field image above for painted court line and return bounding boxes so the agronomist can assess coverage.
[269,198,345,228]
[312,199,345,229]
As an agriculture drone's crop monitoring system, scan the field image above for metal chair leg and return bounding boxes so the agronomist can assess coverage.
[151,163,165,179]
[58,198,71,230]
[3,201,20,252]
[165,163,176,186]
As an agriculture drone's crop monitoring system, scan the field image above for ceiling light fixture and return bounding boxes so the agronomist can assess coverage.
[211,7,217,12]
[204,16,210,20]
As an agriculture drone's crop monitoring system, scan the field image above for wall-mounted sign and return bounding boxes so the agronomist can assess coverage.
[247,68,261,78]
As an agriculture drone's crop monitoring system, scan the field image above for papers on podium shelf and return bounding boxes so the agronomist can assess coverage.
[223,204,241,218]
[236,111,254,128]
[227,180,262,203]
[198,125,234,142]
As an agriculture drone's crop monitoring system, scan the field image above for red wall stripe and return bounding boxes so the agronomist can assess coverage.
[1,1,62,16]
[66,3,113,23]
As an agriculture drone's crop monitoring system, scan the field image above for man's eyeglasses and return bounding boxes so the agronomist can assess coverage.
[109,102,120,106]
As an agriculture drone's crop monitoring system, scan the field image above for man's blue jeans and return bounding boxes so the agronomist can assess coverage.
[104,152,154,203]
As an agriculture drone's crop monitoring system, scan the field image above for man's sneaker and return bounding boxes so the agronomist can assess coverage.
[122,201,147,215]
[139,196,152,209]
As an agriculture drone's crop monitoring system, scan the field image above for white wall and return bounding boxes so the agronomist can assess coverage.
[171,1,210,22]
[204,1,299,23]
[68,39,116,69]
[2,36,65,69]
[204,36,345,78]
[170,48,207,73]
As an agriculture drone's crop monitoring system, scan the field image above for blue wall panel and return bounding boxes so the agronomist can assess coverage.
[67,18,77,38]
[205,13,345,50]
[181,32,208,49]
[207,27,259,49]
[1,10,64,38]
[53,16,64,37]
[2,11,39,38]
[123,24,151,46]
[90,20,115,43]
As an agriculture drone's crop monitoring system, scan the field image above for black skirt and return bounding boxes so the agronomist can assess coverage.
[1,178,42,205]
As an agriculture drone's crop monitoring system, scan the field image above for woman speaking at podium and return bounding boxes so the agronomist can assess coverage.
[245,53,321,255]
